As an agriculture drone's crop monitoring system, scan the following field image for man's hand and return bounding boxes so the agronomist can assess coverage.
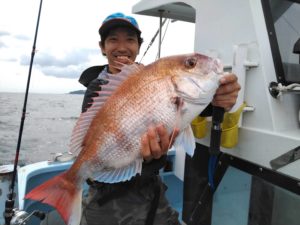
[212,73,241,111]
[141,124,179,162]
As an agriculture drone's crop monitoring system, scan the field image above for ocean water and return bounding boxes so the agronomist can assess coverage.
[0,92,84,165]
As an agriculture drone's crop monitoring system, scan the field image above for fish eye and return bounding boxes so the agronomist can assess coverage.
[185,57,197,68]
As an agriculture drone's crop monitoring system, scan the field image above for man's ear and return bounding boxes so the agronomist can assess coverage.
[136,46,141,56]
[99,41,106,56]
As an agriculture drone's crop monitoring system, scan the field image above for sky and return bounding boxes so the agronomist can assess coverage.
[0,0,195,94]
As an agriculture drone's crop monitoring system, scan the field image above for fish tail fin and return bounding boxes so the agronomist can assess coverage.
[25,172,82,225]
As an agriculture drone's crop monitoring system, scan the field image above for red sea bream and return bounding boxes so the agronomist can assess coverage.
[25,53,223,225]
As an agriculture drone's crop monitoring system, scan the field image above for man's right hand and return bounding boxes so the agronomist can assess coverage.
[141,124,179,162]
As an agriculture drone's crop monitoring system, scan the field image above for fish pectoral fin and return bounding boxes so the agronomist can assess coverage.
[173,125,195,156]
[93,159,143,183]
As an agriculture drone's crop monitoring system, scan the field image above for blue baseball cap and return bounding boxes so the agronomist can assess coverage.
[99,12,141,37]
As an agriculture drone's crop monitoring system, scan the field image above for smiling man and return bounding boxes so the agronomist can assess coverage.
[78,12,183,225]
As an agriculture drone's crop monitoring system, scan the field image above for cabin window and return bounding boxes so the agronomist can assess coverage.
[262,0,300,84]
[212,166,300,225]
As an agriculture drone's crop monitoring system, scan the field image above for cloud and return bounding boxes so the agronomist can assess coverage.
[0,58,84,94]
[0,67,84,94]
[39,65,85,79]
[0,31,10,37]
[0,41,7,48]
[0,57,18,62]
[20,48,98,67]
[0,31,11,48]
[0,0,195,94]
[19,48,100,79]
[13,34,31,41]
[0,30,31,48]
[0,31,30,51]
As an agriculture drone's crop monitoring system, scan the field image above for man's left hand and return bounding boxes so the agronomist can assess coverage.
[212,73,241,111]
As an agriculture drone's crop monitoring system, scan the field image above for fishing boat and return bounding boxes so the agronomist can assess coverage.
[1,0,300,224]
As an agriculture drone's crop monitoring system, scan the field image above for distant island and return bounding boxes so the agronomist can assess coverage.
[69,90,85,95]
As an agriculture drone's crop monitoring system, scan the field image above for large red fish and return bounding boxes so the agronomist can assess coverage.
[25,53,223,225]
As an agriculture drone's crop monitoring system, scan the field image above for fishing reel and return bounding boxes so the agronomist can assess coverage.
[9,209,45,225]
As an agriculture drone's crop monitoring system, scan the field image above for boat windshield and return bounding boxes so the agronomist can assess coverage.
[262,0,300,84]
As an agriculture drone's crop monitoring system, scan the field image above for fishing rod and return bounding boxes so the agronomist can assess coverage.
[188,106,225,225]
[4,0,44,224]
[208,106,225,190]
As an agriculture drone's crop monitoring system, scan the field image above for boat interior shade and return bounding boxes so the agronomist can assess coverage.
[262,0,300,84]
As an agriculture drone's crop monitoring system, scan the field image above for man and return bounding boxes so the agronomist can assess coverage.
[78,12,240,225]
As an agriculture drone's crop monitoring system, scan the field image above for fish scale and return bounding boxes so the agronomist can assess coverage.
[113,91,173,152]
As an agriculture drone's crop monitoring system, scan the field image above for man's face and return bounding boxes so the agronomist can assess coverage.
[100,27,140,74]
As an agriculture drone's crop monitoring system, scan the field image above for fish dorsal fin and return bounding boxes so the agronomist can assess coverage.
[69,64,143,155]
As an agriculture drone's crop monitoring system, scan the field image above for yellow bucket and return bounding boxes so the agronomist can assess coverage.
[221,103,246,148]
[191,116,207,139]
[221,124,239,148]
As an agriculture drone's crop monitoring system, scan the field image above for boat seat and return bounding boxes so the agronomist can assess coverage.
[17,161,74,225]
